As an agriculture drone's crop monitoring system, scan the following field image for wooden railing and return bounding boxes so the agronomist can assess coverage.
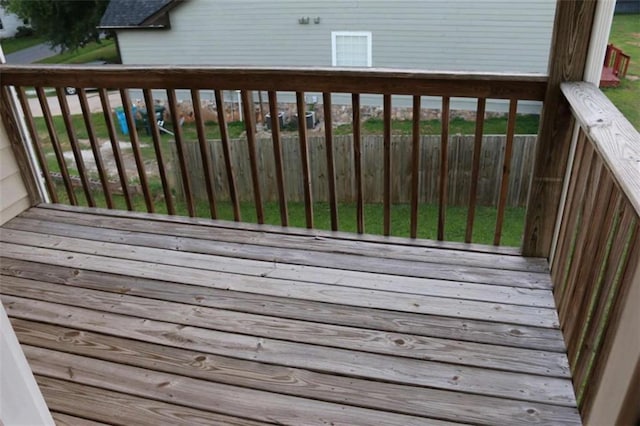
[553,82,639,424]
[0,65,546,245]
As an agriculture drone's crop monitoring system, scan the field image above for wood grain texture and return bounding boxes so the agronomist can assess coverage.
[2,295,574,406]
[438,96,450,241]
[17,207,545,272]
[383,94,392,236]
[40,377,261,426]
[15,321,580,425]
[0,66,547,100]
[0,205,581,424]
[522,0,597,257]
[50,411,110,426]
[1,258,564,351]
[494,99,518,246]
[561,81,640,215]
[0,276,566,376]
[25,346,459,426]
[36,202,525,256]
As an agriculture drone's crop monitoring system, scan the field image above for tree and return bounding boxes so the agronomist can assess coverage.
[1,0,109,51]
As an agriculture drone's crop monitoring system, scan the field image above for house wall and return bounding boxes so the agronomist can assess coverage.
[0,7,25,39]
[0,109,30,225]
[117,0,556,74]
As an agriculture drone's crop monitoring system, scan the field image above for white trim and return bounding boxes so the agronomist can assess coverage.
[331,31,372,67]
[0,304,54,425]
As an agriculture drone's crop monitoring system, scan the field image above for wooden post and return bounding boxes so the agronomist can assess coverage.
[521,0,597,257]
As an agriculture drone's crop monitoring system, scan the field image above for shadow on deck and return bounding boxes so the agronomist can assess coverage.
[0,204,580,425]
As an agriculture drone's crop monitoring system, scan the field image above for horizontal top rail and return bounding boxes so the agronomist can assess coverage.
[0,65,547,100]
[561,81,640,215]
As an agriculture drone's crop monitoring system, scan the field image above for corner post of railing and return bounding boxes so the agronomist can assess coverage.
[0,78,44,206]
[521,0,597,257]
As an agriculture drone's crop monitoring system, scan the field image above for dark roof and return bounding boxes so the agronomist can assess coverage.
[99,0,181,29]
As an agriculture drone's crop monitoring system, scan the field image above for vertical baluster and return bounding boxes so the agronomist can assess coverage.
[267,91,289,226]
[166,89,195,217]
[323,92,338,231]
[16,87,57,202]
[465,98,486,243]
[383,94,392,236]
[36,87,77,205]
[352,93,364,234]
[241,90,264,224]
[494,99,518,245]
[142,89,175,215]
[120,89,154,212]
[296,92,314,229]
[215,89,241,222]
[410,95,421,238]
[437,96,450,241]
[99,88,132,210]
[56,88,95,207]
[268,91,288,226]
[191,89,218,219]
[77,88,113,209]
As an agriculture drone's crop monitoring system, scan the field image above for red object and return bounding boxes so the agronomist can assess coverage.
[600,44,631,87]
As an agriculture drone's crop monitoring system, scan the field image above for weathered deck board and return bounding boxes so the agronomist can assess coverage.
[0,277,568,377]
[0,241,558,328]
[1,258,565,351]
[0,206,580,425]
[16,321,579,425]
[40,377,264,426]
[26,346,461,426]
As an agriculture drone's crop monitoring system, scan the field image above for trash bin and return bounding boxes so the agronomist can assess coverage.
[115,107,128,135]
[293,111,315,129]
[115,105,138,135]
[265,112,284,130]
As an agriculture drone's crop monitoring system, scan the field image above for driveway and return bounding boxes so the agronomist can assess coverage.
[27,90,123,118]
[4,42,61,64]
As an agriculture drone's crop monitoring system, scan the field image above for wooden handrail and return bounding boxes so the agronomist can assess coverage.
[0,65,547,100]
[0,65,547,246]
[554,81,640,424]
[561,82,640,215]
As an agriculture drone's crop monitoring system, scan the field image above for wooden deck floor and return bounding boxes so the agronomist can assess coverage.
[0,205,581,425]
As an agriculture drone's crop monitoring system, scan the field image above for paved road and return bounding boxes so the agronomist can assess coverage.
[5,42,61,64]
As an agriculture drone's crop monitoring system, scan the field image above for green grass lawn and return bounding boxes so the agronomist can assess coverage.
[36,39,118,64]
[335,115,540,136]
[0,34,46,54]
[602,14,640,130]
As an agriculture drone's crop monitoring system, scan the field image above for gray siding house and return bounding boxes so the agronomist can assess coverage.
[101,0,556,113]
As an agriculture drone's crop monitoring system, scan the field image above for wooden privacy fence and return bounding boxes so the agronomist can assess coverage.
[170,134,536,208]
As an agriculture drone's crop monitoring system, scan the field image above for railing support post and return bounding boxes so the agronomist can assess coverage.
[522,0,597,257]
